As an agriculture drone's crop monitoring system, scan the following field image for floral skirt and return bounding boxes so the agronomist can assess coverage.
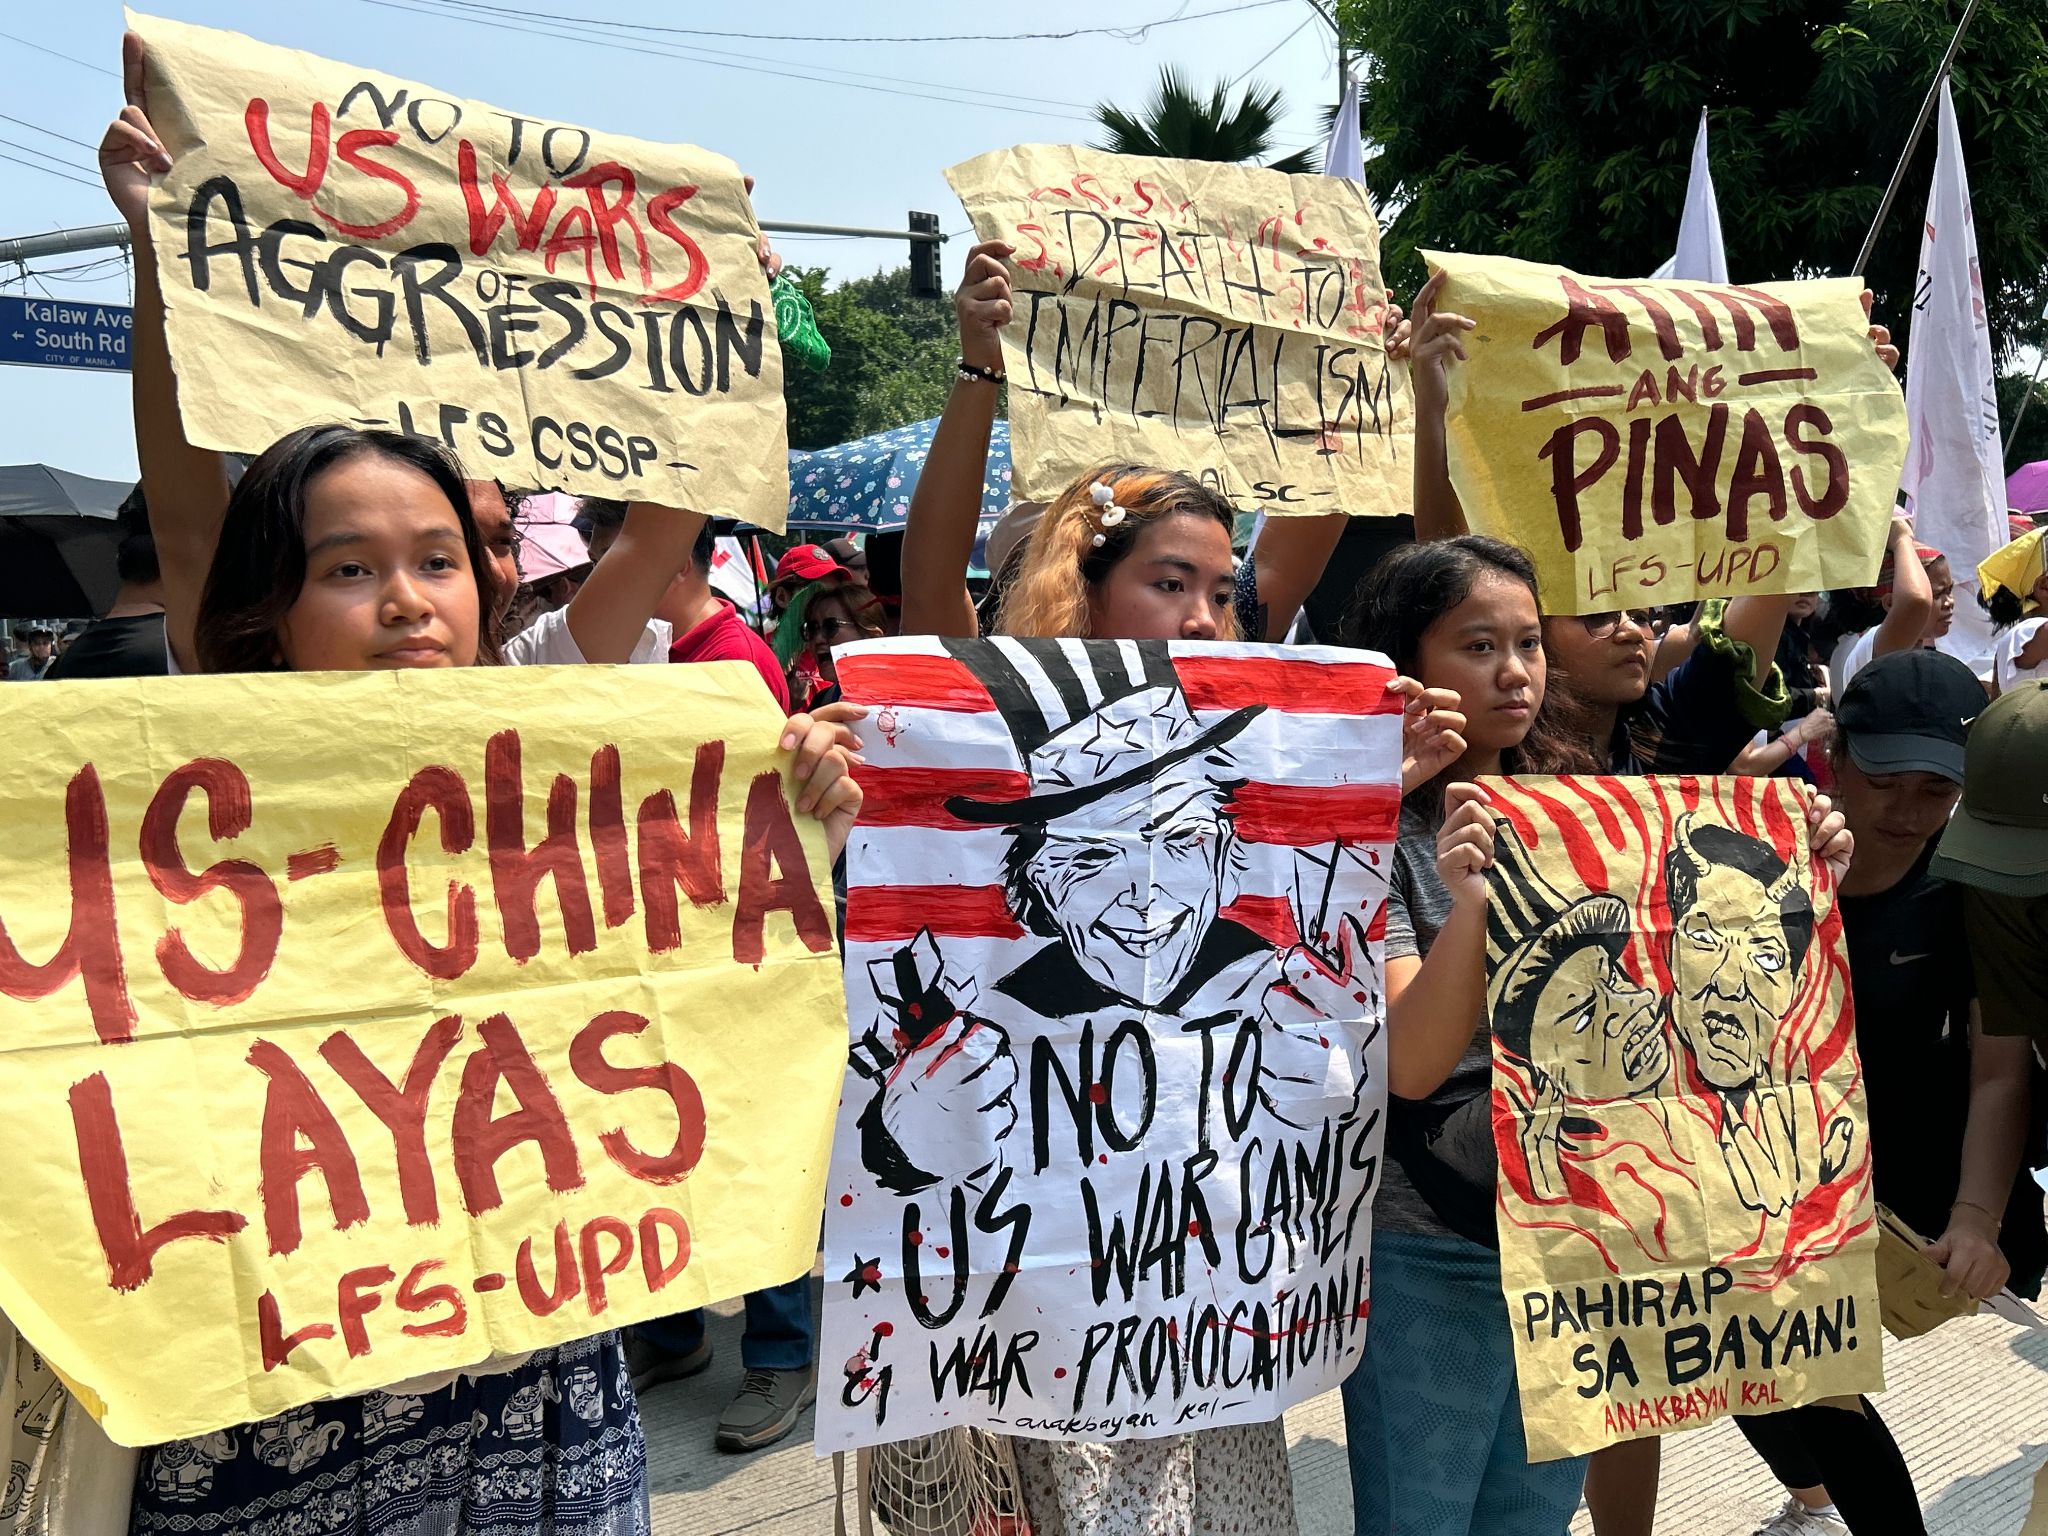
[130,1333,647,1536]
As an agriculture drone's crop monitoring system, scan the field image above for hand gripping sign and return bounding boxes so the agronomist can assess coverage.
[817,637,1398,1450]
[1484,775,1880,1461]
[1425,252,1908,613]
[0,666,844,1445]
[129,9,787,522]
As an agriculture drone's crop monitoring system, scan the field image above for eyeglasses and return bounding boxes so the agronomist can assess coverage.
[801,614,882,644]
[1576,608,1655,638]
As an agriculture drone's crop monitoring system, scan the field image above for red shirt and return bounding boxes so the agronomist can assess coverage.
[668,598,790,712]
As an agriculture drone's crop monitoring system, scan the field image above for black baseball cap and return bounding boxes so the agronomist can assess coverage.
[1932,679,2048,896]
[1834,649,1983,783]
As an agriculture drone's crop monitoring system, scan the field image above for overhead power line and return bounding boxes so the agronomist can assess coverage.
[395,0,1292,46]
[0,111,99,153]
[0,29,118,78]
[0,150,100,190]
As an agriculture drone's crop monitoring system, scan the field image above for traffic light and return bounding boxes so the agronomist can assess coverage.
[908,211,942,298]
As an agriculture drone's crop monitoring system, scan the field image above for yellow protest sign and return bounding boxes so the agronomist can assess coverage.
[1425,251,1907,613]
[0,665,845,1447]
[131,10,787,523]
[1484,775,1881,1461]
[948,145,1409,515]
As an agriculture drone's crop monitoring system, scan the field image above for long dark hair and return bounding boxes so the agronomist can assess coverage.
[1345,536,1597,810]
[195,425,503,674]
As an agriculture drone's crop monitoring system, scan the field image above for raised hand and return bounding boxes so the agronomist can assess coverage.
[957,240,1014,374]
[100,33,171,230]
[1407,269,1476,412]
[781,707,867,862]
[1387,675,1466,793]
[1436,783,1498,911]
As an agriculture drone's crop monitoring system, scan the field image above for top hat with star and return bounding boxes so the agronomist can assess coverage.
[940,637,1264,826]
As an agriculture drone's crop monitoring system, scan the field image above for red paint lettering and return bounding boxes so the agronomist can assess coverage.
[569,1010,706,1183]
[250,1038,370,1256]
[319,1014,464,1227]
[589,745,635,930]
[731,771,833,966]
[378,765,479,981]
[140,758,282,1007]
[515,1220,578,1316]
[578,1214,634,1315]
[1784,403,1849,519]
[258,1289,335,1371]
[1726,407,1787,541]
[457,139,558,255]
[638,741,726,952]
[565,161,649,291]
[70,1071,245,1290]
[639,1208,691,1292]
[452,1013,584,1214]
[1538,416,1620,553]
[644,184,710,304]
[0,766,133,1043]
[397,1258,468,1339]
[245,98,330,198]
[325,128,420,241]
[338,1264,394,1357]
[485,730,597,963]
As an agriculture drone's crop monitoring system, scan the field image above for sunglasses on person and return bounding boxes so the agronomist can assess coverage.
[1576,608,1655,638]
[801,613,883,644]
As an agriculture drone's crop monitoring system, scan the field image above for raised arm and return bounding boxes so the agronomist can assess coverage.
[564,502,706,664]
[1247,514,1346,640]
[1385,785,1494,1098]
[1407,270,1475,543]
[899,240,1012,638]
[1871,516,1934,661]
[101,32,233,672]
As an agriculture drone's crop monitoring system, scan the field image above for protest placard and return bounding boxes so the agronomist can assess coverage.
[1425,251,1908,613]
[815,637,1396,1450]
[0,665,844,1446]
[129,10,787,522]
[1483,775,1880,1461]
[947,145,1410,516]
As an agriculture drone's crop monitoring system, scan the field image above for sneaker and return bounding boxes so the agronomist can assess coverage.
[715,1367,816,1452]
[1751,1496,1851,1536]
[624,1332,713,1397]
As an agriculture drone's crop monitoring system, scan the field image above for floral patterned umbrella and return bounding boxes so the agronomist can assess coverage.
[787,418,1011,574]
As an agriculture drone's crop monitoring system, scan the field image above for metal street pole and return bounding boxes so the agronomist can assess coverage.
[1849,0,1985,276]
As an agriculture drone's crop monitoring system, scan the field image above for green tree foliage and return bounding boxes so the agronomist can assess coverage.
[781,264,959,450]
[1338,0,2048,375]
[1095,65,1318,172]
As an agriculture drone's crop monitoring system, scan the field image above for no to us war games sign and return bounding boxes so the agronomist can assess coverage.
[131,10,787,524]
[1427,252,1907,613]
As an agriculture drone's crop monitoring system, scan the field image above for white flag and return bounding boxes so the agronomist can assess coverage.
[1323,79,1364,183]
[1900,79,2006,672]
[1652,110,1728,282]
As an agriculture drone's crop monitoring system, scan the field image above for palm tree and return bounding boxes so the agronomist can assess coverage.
[1094,65,1317,173]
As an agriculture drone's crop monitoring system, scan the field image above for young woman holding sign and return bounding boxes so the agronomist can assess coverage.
[98,43,862,1536]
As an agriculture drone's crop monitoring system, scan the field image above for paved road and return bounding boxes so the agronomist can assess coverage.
[641,1291,2045,1535]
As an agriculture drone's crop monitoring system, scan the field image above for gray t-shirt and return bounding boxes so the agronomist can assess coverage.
[1376,803,1497,1239]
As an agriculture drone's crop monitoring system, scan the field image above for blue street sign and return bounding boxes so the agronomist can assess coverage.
[0,294,133,373]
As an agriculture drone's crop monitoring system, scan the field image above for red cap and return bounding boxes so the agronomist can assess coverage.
[774,544,841,586]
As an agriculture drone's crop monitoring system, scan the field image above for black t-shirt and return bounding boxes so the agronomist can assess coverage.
[1843,845,2048,1293]
[43,613,168,680]
[1840,845,1975,1235]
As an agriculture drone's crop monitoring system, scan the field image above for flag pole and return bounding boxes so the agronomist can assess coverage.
[1849,0,1985,277]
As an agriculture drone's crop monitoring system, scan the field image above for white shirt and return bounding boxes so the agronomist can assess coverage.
[1994,617,2048,693]
[1830,629,1876,694]
[501,606,672,666]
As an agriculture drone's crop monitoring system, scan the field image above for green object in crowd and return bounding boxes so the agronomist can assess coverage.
[773,272,831,373]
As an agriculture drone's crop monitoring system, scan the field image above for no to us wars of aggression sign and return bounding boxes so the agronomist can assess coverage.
[1426,252,1908,613]
[131,9,788,523]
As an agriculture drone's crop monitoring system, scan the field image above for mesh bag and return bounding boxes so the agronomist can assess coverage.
[833,1429,1033,1536]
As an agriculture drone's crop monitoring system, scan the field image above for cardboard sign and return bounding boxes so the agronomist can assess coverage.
[1484,775,1880,1461]
[816,637,1396,1450]
[948,146,1410,516]
[1426,252,1907,612]
[131,10,788,522]
[0,666,844,1446]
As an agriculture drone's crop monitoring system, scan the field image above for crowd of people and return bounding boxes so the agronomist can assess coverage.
[1,30,2042,1536]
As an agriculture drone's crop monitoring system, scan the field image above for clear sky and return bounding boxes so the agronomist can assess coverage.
[0,0,1343,484]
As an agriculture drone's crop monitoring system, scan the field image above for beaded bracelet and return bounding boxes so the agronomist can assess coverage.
[956,357,1004,385]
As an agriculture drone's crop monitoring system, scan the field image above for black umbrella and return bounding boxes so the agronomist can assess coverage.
[0,463,132,619]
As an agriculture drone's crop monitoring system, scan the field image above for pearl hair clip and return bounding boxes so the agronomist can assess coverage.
[1088,480,1125,547]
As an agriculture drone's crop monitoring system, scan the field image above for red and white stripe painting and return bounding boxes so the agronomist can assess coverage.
[817,636,1400,1453]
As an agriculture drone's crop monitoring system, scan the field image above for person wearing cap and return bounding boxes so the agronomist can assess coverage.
[1932,678,2048,1044]
[1732,651,2043,1536]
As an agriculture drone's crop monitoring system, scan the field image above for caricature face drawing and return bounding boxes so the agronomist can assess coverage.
[1014,756,1236,1007]
[1662,818,1810,1093]
[1530,944,1666,1100]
